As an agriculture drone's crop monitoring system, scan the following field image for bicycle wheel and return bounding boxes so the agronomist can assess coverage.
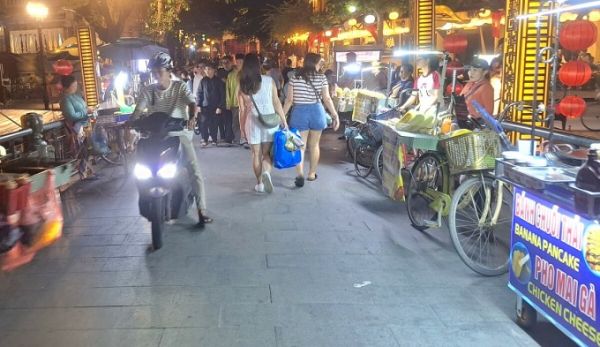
[354,143,375,178]
[448,176,512,276]
[373,145,384,183]
[406,152,449,231]
[580,108,600,131]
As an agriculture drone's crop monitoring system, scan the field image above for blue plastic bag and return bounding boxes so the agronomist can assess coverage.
[273,128,302,169]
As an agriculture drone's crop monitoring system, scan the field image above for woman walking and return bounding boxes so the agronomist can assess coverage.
[283,53,340,187]
[238,54,288,193]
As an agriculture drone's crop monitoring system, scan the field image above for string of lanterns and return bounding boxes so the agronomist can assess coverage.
[557,20,598,118]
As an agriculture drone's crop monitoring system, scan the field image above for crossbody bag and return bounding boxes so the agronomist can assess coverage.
[250,94,280,128]
[454,82,485,120]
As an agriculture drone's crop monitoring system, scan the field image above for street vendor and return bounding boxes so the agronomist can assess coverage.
[398,55,442,115]
[389,63,415,107]
[455,58,494,129]
[59,75,94,133]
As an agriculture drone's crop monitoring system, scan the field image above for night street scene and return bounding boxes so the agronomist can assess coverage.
[1,0,600,346]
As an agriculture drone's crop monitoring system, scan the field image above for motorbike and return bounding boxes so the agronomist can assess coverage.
[131,112,196,250]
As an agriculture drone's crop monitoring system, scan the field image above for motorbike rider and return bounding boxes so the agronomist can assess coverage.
[132,52,213,228]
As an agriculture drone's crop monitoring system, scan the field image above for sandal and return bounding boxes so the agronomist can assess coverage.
[295,176,305,188]
[307,174,318,181]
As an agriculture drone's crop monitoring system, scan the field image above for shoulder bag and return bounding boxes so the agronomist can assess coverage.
[250,94,280,128]
[308,77,333,126]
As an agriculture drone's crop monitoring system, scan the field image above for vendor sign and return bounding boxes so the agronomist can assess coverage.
[510,187,600,346]
[352,90,385,123]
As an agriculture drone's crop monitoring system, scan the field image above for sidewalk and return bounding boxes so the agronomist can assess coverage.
[0,132,576,346]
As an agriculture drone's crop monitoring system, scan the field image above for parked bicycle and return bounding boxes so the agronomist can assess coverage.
[405,101,526,276]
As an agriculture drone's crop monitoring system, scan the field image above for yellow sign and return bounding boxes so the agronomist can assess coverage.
[501,0,555,140]
[77,27,99,107]
[413,0,436,50]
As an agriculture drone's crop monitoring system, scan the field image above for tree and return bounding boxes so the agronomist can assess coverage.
[314,0,409,45]
[262,0,319,40]
[146,0,190,42]
[64,0,146,43]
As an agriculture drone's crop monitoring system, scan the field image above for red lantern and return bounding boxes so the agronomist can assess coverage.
[443,34,468,54]
[558,96,587,118]
[445,83,463,96]
[52,60,73,76]
[560,20,598,52]
[559,61,592,87]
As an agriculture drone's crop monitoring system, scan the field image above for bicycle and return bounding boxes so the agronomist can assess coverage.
[93,114,136,176]
[406,101,525,276]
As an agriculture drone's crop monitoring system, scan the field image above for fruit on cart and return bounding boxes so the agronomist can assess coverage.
[447,129,472,138]
[395,110,437,133]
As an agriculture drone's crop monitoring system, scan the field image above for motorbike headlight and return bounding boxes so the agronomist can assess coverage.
[157,163,177,179]
[134,164,152,180]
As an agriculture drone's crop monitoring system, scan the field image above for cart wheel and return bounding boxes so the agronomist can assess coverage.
[406,152,449,231]
[354,143,375,178]
[373,145,384,183]
[516,298,537,329]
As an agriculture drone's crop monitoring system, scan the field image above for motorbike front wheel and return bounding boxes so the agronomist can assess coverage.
[151,197,164,250]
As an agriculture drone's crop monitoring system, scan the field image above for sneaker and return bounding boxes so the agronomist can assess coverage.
[254,183,265,193]
[261,172,273,193]
[201,142,209,147]
[211,141,218,147]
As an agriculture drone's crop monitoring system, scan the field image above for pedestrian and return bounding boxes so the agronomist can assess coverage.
[132,52,212,228]
[238,53,288,193]
[226,53,247,147]
[264,60,284,97]
[282,53,340,187]
[197,61,226,146]
[188,61,205,124]
[218,55,234,81]
[282,58,294,86]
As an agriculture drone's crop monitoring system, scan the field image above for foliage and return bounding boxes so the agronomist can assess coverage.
[262,0,319,40]
[146,0,190,41]
[63,0,146,43]
[313,0,409,28]
[436,0,506,11]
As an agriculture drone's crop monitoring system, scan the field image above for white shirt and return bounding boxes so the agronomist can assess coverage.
[192,75,202,98]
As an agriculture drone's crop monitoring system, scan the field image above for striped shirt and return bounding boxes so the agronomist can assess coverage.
[133,80,196,120]
[290,74,328,104]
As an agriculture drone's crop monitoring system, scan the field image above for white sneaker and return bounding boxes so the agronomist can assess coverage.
[261,171,273,194]
[254,183,265,193]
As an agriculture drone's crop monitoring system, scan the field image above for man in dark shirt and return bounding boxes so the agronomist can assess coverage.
[282,58,294,85]
[389,64,415,106]
[197,62,226,146]
[217,55,234,81]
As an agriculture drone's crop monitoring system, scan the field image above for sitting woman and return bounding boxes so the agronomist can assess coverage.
[59,75,94,135]
[455,59,494,129]
[399,55,442,115]
[59,75,95,177]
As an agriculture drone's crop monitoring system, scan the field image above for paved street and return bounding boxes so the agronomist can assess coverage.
[0,132,577,347]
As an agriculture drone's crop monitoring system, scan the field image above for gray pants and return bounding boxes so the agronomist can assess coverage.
[179,135,207,211]
[231,107,241,144]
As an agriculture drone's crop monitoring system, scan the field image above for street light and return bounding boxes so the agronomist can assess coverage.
[364,14,376,24]
[347,5,357,13]
[26,2,50,110]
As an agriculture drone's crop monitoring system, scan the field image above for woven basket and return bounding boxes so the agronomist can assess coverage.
[440,130,500,175]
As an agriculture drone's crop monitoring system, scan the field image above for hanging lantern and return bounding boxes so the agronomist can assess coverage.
[52,60,73,76]
[445,82,463,96]
[558,96,587,118]
[443,34,468,54]
[446,61,465,78]
[558,60,592,87]
[560,20,598,52]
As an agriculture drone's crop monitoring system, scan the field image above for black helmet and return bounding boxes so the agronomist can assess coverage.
[148,52,173,70]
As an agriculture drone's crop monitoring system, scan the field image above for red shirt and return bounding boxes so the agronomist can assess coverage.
[460,80,494,118]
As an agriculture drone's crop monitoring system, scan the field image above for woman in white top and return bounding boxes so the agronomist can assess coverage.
[283,53,340,188]
[238,54,288,193]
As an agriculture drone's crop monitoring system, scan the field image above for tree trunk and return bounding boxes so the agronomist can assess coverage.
[376,12,384,45]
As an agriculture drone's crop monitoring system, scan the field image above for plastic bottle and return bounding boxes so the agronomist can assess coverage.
[576,144,600,193]
[575,144,600,216]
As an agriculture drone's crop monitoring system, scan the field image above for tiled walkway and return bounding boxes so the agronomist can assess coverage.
[0,133,575,346]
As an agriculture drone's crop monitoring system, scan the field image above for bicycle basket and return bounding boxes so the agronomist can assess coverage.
[440,130,500,175]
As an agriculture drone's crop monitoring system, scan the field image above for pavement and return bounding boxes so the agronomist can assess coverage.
[0,132,579,347]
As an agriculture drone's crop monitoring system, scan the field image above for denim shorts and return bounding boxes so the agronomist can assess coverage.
[289,103,327,131]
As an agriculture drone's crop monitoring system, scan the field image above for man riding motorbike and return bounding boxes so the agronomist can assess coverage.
[132,52,213,228]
